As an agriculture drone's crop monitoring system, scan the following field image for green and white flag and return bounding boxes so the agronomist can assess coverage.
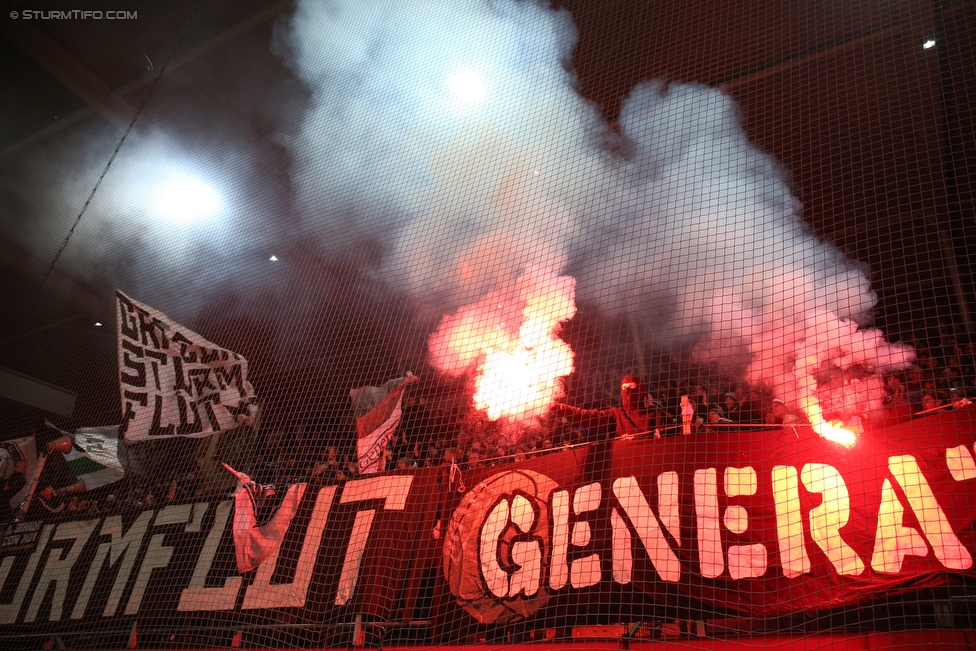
[45,421,125,490]
[73,425,123,473]
[64,449,123,489]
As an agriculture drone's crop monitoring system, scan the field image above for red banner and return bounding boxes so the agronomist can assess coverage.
[438,407,976,625]
[0,408,974,640]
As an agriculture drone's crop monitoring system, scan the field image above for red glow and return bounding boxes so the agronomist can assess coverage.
[429,268,577,422]
[813,419,857,447]
[473,280,575,420]
[798,376,857,447]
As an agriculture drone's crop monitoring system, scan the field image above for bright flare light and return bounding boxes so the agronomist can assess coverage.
[799,379,857,447]
[156,176,221,225]
[428,268,576,422]
[814,420,858,448]
[474,305,575,420]
[447,70,487,107]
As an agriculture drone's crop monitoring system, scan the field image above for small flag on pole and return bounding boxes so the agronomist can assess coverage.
[352,373,418,475]
[223,463,304,573]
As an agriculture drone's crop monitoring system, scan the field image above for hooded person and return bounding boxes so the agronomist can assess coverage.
[550,374,655,440]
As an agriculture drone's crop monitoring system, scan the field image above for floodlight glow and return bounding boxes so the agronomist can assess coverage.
[923,38,936,49]
[447,70,487,106]
[155,175,221,225]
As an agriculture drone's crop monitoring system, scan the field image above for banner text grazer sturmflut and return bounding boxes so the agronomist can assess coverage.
[116,291,257,442]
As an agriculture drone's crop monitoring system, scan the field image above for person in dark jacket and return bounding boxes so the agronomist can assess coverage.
[723,392,742,423]
[643,394,674,436]
[551,374,655,440]
[705,407,734,433]
[14,425,85,520]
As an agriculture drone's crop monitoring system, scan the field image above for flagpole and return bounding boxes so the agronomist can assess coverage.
[14,453,48,522]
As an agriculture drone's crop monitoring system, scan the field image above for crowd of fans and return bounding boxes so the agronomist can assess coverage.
[5,328,975,524]
[884,330,976,413]
[348,327,976,476]
[120,329,976,498]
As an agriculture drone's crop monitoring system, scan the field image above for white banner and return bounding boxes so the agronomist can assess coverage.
[116,290,257,442]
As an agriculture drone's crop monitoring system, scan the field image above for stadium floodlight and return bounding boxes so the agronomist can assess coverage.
[155,175,221,225]
[447,70,487,107]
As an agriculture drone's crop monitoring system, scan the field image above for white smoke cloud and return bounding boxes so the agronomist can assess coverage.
[277,0,603,314]
[585,81,916,419]
[278,0,914,422]
[0,0,918,434]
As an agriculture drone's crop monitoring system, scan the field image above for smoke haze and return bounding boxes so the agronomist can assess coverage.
[279,0,913,417]
[0,0,917,427]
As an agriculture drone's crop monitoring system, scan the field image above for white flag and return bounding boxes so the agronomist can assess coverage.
[224,465,306,574]
[73,425,123,472]
[353,373,418,475]
[116,290,257,442]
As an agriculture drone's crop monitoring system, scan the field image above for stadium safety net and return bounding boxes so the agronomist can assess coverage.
[0,0,975,649]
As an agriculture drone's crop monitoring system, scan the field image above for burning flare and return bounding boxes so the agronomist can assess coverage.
[815,421,858,448]
[429,267,576,421]
[774,311,913,448]
[799,381,858,447]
